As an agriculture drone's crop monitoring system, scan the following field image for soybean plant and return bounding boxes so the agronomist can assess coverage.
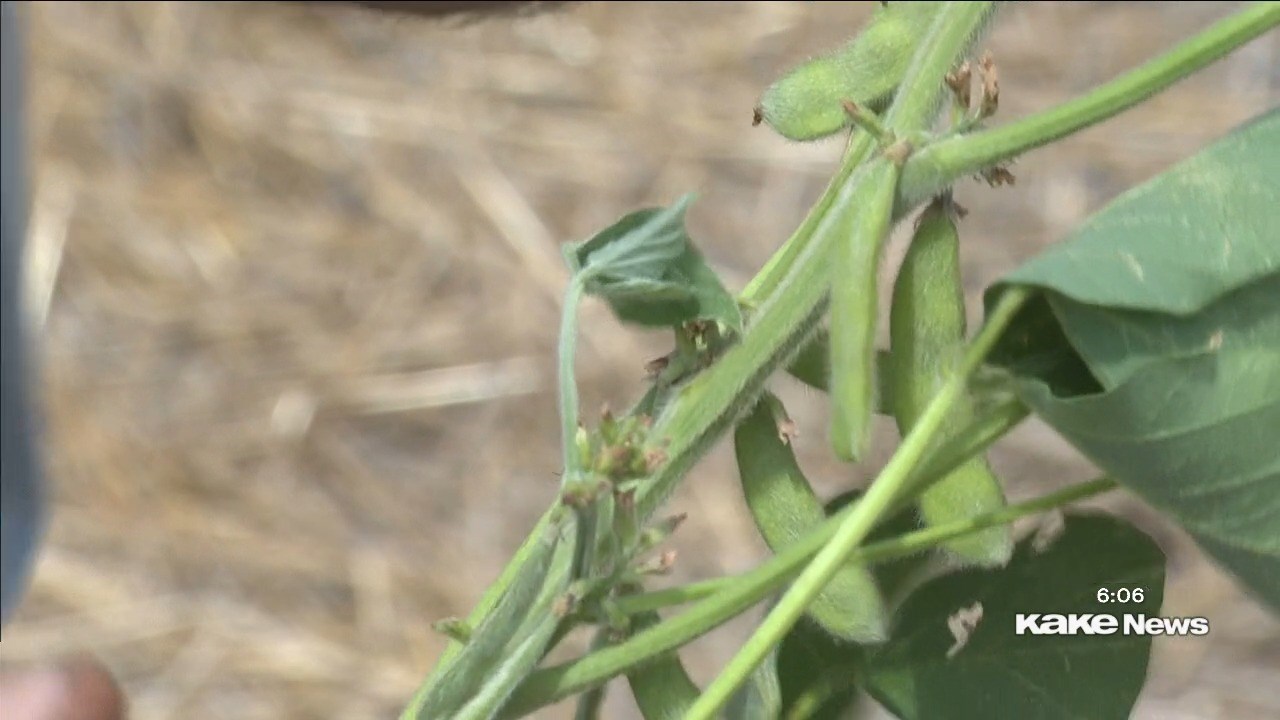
[404,3,1280,719]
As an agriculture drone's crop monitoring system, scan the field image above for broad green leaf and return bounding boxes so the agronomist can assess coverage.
[986,109,1280,611]
[862,513,1166,720]
[563,194,744,332]
[775,491,926,720]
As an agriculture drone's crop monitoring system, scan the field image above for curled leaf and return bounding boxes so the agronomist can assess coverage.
[563,194,743,332]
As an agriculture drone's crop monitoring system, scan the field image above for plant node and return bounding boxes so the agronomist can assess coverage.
[841,99,895,145]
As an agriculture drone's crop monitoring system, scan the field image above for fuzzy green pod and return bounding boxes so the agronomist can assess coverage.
[734,393,889,642]
[829,160,899,462]
[453,527,576,720]
[889,196,1012,567]
[421,521,571,718]
[786,332,895,416]
[624,596,701,720]
[755,2,944,141]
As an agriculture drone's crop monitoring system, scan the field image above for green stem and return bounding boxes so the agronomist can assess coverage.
[573,628,612,720]
[502,546,798,717]
[636,0,997,523]
[897,392,1029,508]
[613,577,733,616]
[865,476,1117,567]
[738,131,876,305]
[899,2,1280,207]
[640,475,1117,618]
[883,2,998,130]
[685,286,1029,719]
[783,668,859,720]
[501,470,1115,716]
[559,276,600,580]
[400,508,557,718]
[559,276,586,478]
[410,328,1021,717]
[615,394,1028,619]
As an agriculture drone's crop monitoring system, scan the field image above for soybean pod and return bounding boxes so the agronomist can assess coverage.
[755,2,943,141]
[786,332,894,416]
[889,196,1012,567]
[623,587,701,720]
[419,521,569,717]
[829,159,900,462]
[454,527,575,720]
[734,393,888,642]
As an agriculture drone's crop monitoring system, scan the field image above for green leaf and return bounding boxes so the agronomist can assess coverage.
[775,491,926,720]
[862,513,1166,720]
[563,194,744,332]
[987,109,1280,611]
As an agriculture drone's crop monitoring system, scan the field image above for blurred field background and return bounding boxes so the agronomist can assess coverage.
[2,1,1278,718]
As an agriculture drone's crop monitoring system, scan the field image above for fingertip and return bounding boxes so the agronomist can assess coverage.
[0,656,127,720]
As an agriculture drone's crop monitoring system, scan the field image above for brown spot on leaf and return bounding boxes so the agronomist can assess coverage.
[946,601,984,659]
[776,417,799,445]
[1032,509,1066,554]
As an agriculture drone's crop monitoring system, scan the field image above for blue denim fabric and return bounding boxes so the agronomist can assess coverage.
[1,0,46,628]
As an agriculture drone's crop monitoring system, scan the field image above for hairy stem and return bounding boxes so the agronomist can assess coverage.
[739,131,876,305]
[559,277,586,477]
[618,391,1028,619]
[899,2,1280,207]
[502,470,1115,716]
[400,508,556,717]
[572,628,611,720]
[613,577,733,616]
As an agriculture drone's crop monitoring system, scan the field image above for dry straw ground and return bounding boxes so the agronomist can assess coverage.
[2,2,1277,718]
